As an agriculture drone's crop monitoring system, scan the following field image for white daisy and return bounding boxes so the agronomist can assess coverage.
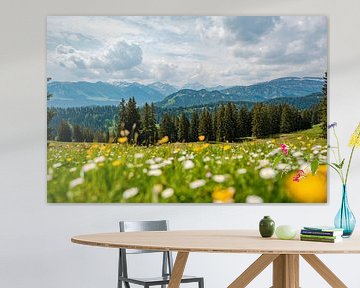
[148,169,162,176]
[189,179,206,189]
[212,174,227,183]
[237,168,247,175]
[246,195,264,204]
[161,188,174,199]
[259,167,276,179]
[69,177,84,189]
[183,160,195,170]
[123,187,139,199]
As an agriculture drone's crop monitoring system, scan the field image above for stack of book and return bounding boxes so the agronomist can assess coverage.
[300,226,344,243]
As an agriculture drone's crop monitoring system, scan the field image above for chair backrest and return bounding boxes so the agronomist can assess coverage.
[119,220,169,254]
[118,220,174,282]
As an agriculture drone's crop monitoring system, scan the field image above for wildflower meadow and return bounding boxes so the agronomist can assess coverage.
[47,125,327,203]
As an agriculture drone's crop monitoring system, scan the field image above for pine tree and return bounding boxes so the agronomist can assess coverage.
[224,102,237,141]
[117,98,127,137]
[177,112,190,142]
[126,97,141,143]
[160,112,176,141]
[58,120,72,142]
[268,105,282,135]
[215,105,226,141]
[73,124,83,142]
[140,103,151,146]
[280,104,293,133]
[149,103,158,144]
[47,77,56,140]
[237,107,250,138]
[320,72,327,137]
[199,108,213,141]
[252,103,271,138]
[189,111,200,142]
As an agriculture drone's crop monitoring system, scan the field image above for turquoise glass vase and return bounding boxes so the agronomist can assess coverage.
[334,185,356,237]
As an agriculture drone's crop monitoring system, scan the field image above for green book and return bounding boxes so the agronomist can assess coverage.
[303,226,344,233]
[300,236,343,243]
[300,234,340,240]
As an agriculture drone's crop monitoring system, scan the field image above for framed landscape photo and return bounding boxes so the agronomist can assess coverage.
[47,16,328,203]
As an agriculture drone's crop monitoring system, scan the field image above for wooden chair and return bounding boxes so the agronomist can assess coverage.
[118,220,204,288]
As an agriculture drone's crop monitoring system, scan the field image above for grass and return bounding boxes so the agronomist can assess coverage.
[47,126,327,203]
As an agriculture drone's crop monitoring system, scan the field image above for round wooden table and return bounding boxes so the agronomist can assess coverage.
[72,230,360,288]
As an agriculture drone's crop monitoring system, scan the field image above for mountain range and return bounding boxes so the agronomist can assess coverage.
[47,76,324,108]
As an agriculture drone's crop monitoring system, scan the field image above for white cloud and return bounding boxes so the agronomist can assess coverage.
[51,40,142,78]
[47,16,328,86]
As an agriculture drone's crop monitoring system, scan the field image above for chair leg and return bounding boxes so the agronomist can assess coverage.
[199,278,204,288]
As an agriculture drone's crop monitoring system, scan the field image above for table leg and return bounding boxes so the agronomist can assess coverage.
[272,254,299,288]
[301,254,347,288]
[168,252,189,288]
[228,254,279,288]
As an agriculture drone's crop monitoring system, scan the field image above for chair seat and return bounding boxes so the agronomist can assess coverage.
[119,274,203,285]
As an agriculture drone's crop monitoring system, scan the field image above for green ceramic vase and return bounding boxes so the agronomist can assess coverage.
[259,216,275,238]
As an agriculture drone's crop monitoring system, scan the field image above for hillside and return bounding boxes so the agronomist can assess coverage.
[47,76,324,108]
[157,77,323,109]
[47,81,164,107]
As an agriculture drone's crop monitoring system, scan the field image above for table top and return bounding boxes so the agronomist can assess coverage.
[71,230,360,254]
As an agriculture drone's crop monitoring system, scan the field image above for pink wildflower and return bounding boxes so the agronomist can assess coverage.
[280,143,289,155]
[293,170,305,182]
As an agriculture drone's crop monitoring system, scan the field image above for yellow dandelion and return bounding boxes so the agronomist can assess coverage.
[222,145,231,151]
[212,187,235,203]
[349,122,360,147]
[66,157,72,162]
[158,136,169,145]
[285,165,327,203]
[198,135,205,141]
[112,160,121,167]
[118,137,128,144]
[297,136,302,140]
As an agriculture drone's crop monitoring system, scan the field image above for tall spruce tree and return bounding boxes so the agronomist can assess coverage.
[149,103,158,144]
[125,97,141,143]
[117,98,127,137]
[237,107,250,138]
[73,124,83,142]
[224,102,237,141]
[189,111,200,142]
[320,72,327,137]
[177,112,190,142]
[160,112,176,141]
[58,120,72,142]
[215,105,226,141]
[199,108,212,141]
[280,104,294,133]
[140,103,151,146]
[252,103,270,138]
[47,77,56,140]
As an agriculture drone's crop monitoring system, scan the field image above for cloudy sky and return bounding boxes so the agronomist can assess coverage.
[47,16,328,86]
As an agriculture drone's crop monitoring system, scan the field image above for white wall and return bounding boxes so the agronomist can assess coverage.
[1,0,360,287]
